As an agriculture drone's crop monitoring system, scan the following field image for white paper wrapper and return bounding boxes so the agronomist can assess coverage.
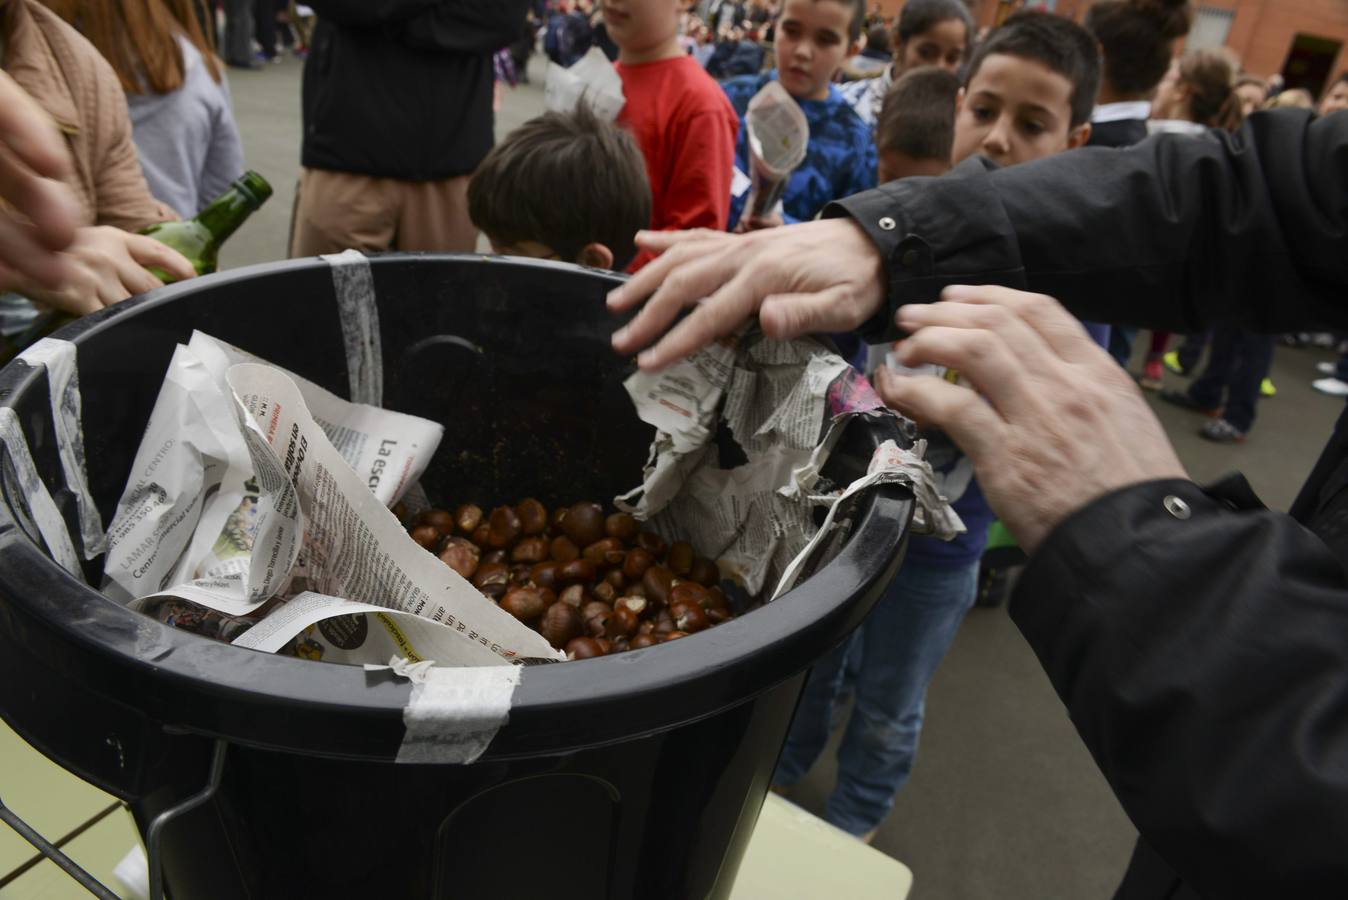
[744,80,809,220]
[617,334,962,598]
[544,47,626,122]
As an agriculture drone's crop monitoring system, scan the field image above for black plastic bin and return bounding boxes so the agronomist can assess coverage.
[0,255,913,899]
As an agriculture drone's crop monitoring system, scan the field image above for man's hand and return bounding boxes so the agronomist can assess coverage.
[18,226,196,317]
[608,218,887,370]
[874,286,1189,554]
[0,71,81,291]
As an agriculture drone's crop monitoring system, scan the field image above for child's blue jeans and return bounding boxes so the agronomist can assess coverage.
[773,556,979,835]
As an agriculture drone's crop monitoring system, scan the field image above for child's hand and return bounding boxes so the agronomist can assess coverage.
[732,212,785,233]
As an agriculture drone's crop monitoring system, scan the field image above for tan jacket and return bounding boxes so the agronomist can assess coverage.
[2,0,176,230]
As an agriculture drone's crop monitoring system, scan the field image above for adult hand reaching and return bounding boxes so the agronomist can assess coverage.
[608,218,887,370]
[873,285,1190,554]
[0,70,81,291]
[17,226,196,316]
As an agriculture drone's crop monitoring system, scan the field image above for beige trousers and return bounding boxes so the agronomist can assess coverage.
[289,168,478,257]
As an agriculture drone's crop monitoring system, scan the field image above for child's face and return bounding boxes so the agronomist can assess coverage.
[775,0,859,101]
[602,0,682,58]
[952,53,1089,168]
[878,149,950,183]
[1236,82,1265,118]
[895,18,967,76]
[1321,80,1348,117]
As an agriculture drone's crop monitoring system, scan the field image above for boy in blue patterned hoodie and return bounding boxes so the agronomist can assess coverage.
[721,0,874,231]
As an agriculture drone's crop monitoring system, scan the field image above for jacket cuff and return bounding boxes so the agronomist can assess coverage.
[824,157,1030,343]
[1009,477,1253,663]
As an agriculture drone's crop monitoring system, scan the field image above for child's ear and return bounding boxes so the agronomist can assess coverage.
[576,243,615,269]
[1066,121,1092,150]
[847,38,862,59]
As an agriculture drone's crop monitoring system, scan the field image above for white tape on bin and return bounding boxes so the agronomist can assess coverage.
[396,664,523,765]
[0,407,81,575]
[17,338,105,557]
[321,249,383,407]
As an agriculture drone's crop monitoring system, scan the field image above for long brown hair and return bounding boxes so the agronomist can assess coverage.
[42,0,223,94]
[1177,48,1243,131]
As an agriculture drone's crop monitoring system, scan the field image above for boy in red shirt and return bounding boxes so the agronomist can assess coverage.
[603,0,739,270]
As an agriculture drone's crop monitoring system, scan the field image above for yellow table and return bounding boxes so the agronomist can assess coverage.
[1,722,912,899]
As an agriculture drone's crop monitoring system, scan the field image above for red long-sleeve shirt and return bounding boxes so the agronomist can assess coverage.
[615,55,739,271]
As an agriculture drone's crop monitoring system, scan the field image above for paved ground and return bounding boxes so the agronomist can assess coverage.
[221,54,1343,900]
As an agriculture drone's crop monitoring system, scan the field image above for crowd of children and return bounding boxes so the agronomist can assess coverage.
[468,0,1348,847]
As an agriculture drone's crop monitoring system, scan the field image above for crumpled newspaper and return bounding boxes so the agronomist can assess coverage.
[617,334,963,598]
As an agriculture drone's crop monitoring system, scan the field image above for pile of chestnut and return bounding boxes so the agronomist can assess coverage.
[402,499,735,659]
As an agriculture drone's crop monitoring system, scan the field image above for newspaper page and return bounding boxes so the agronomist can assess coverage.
[619,334,960,596]
[188,331,438,507]
[223,363,562,664]
[102,332,443,604]
[227,591,553,668]
[101,343,256,603]
[744,80,809,220]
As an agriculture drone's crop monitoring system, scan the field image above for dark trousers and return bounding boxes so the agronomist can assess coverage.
[223,0,253,65]
[1175,330,1210,372]
[1109,325,1136,367]
[253,0,278,58]
[1187,327,1275,432]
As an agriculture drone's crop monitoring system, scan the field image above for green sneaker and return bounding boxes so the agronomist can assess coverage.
[1260,377,1277,397]
[1162,351,1187,375]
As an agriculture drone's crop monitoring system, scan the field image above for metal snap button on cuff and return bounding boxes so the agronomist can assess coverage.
[878,216,896,231]
[1163,495,1191,520]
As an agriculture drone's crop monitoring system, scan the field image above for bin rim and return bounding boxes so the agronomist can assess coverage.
[0,254,914,763]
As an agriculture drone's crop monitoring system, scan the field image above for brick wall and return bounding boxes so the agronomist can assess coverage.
[869,0,1348,91]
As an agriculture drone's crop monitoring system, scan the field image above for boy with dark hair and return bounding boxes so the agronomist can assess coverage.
[468,105,652,271]
[772,10,1104,845]
[875,66,959,182]
[952,10,1099,166]
[722,0,874,230]
[603,0,739,269]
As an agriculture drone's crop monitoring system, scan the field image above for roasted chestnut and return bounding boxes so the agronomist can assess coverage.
[516,497,548,535]
[500,586,546,622]
[511,535,549,564]
[455,504,483,534]
[561,501,605,547]
[487,505,523,548]
[540,601,582,649]
[438,537,480,579]
[565,636,605,659]
[604,512,639,542]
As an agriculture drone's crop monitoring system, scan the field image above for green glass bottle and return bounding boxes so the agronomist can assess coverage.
[0,171,273,365]
[139,170,273,281]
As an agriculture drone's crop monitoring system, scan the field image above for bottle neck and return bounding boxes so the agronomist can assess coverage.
[194,188,261,246]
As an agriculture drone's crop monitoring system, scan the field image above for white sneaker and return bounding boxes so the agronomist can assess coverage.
[1316,361,1337,375]
[1312,377,1348,397]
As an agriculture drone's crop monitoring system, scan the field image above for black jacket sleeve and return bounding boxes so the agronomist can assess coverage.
[825,107,1348,893]
[1011,477,1348,897]
[827,109,1348,342]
